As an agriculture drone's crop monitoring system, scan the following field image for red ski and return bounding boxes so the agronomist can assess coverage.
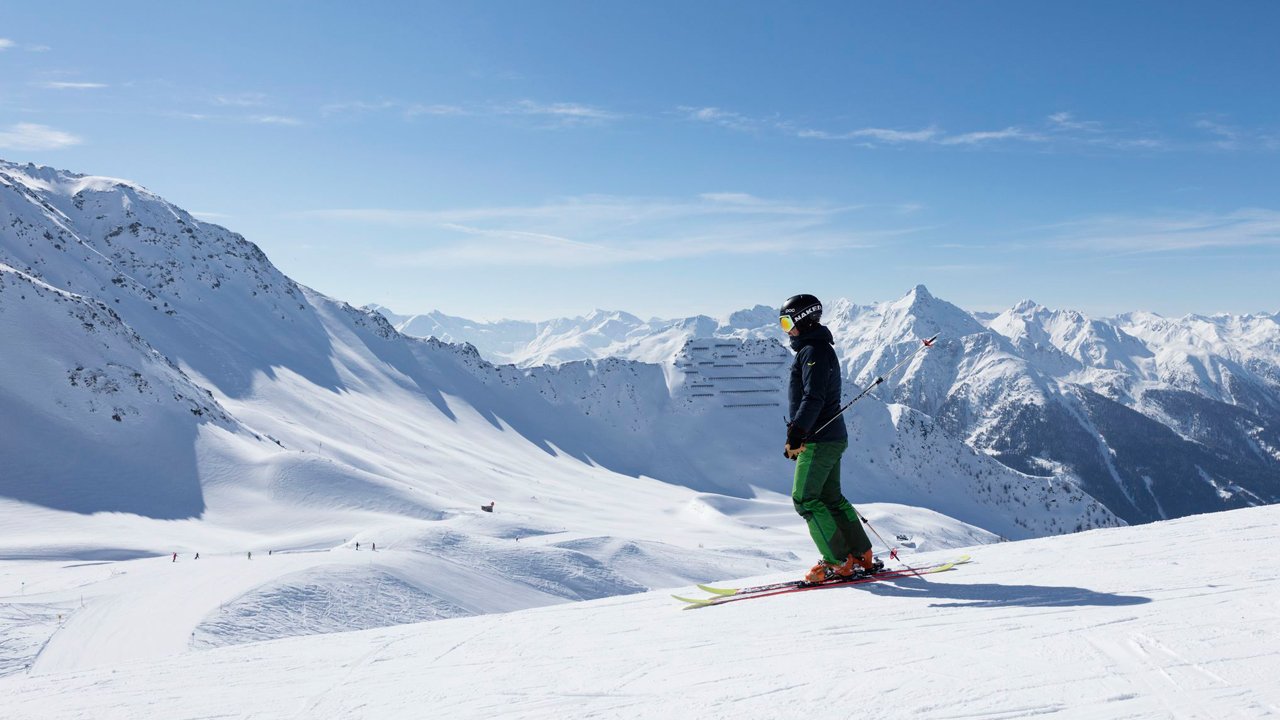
[672,555,969,609]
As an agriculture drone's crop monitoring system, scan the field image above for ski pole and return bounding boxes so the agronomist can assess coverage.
[809,333,939,437]
[859,513,919,572]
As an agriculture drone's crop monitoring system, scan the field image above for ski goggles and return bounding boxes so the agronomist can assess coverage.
[779,315,796,332]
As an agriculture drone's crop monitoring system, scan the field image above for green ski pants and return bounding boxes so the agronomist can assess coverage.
[792,439,872,564]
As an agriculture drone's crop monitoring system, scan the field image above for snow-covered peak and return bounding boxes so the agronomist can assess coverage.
[1009,298,1043,315]
[876,283,988,343]
[989,298,1153,378]
[0,159,150,200]
[723,304,776,329]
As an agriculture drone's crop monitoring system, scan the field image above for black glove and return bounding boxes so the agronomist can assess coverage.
[784,423,808,460]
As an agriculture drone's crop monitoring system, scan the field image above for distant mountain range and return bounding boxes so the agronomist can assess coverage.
[375,283,1280,528]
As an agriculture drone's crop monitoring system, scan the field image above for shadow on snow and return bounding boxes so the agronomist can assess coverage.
[861,575,1152,608]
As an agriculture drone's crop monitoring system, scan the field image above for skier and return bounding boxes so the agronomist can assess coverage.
[779,294,879,583]
[172,552,177,563]
[481,502,494,513]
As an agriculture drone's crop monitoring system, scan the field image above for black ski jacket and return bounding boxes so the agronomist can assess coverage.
[788,324,848,442]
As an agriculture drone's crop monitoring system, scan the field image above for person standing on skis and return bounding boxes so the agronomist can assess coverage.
[780,294,880,583]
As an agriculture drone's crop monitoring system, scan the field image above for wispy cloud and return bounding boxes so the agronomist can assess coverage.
[404,103,468,117]
[687,107,1045,148]
[250,115,303,126]
[36,81,108,90]
[501,100,619,124]
[0,123,82,150]
[214,92,269,107]
[678,106,764,133]
[1191,117,1280,151]
[322,100,398,116]
[685,107,1173,151]
[1043,209,1280,254]
[295,194,911,268]
[699,192,767,205]
[797,126,942,143]
[1048,112,1103,132]
[323,98,620,126]
[1,39,51,52]
[173,112,301,126]
[939,127,1045,145]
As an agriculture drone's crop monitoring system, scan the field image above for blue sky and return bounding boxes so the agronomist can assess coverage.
[3,2,1278,320]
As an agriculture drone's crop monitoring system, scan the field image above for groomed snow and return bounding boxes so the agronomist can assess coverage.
[2,505,1277,719]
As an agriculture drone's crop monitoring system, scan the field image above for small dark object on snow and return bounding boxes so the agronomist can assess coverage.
[481,502,495,513]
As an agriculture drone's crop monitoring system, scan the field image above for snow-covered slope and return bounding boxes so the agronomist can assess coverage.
[0,261,233,518]
[1,158,1109,545]
[3,504,1276,719]
[3,157,1054,670]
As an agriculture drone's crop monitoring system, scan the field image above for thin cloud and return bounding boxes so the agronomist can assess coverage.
[405,103,468,117]
[321,98,618,126]
[214,93,269,107]
[297,194,906,268]
[37,81,108,90]
[251,115,303,126]
[173,112,301,126]
[699,192,766,205]
[0,123,82,150]
[1177,117,1280,151]
[1048,112,1103,132]
[322,100,398,116]
[799,127,942,143]
[688,106,1172,151]
[1193,118,1255,151]
[1189,116,1280,151]
[0,39,51,52]
[939,127,1045,145]
[1044,209,1280,254]
[498,100,620,127]
[679,106,762,133]
[801,124,1042,146]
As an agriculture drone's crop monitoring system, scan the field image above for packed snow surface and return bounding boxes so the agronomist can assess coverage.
[2,505,1278,719]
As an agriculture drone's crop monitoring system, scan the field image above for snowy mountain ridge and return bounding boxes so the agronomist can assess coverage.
[381,285,1280,527]
[0,157,1112,541]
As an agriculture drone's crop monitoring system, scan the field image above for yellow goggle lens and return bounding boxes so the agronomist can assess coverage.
[779,315,795,332]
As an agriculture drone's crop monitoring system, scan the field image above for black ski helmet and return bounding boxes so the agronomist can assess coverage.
[780,294,822,331]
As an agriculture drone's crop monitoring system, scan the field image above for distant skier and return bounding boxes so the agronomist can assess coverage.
[247,551,252,560]
[356,542,360,550]
[172,552,177,563]
[481,502,494,513]
[780,294,879,583]
[194,553,199,560]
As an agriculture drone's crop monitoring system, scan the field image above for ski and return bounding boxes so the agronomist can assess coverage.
[692,555,965,597]
[674,555,970,609]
